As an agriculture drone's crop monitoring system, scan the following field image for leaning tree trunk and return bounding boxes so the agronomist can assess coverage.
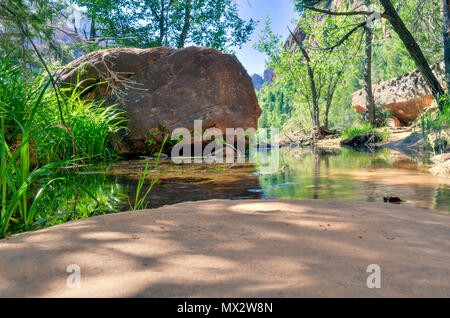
[379,0,445,108]
[307,65,321,140]
[443,0,450,94]
[324,83,337,130]
[365,0,376,125]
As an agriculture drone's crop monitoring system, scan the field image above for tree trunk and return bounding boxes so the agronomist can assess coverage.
[379,0,445,106]
[323,106,329,130]
[443,0,450,94]
[158,0,166,46]
[288,28,321,140]
[313,97,320,139]
[89,15,96,41]
[323,90,334,130]
[178,0,192,48]
[308,65,320,139]
[365,0,376,125]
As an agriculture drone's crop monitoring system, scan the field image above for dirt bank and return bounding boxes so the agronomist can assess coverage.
[0,199,448,297]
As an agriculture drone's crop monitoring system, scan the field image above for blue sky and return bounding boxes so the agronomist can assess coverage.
[74,1,298,75]
[234,0,299,76]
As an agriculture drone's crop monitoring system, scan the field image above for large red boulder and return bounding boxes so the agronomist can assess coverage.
[56,47,261,154]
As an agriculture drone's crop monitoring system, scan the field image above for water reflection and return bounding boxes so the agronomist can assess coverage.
[32,146,449,230]
[22,172,128,234]
[258,147,449,213]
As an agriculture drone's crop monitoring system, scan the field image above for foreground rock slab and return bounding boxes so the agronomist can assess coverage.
[0,199,449,297]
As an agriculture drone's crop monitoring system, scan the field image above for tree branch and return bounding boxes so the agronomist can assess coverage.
[303,4,390,20]
[321,22,366,51]
[303,5,374,16]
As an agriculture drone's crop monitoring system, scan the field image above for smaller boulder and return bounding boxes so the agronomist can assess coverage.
[383,196,403,204]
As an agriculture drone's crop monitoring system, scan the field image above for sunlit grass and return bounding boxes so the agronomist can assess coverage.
[342,122,390,141]
[132,135,168,210]
[0,52,129,237]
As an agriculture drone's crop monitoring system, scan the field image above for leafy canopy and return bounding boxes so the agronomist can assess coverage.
[73,0,257,52]
[256,13,360,132]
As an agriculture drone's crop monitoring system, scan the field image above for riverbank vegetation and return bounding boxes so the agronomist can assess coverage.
[0,52,128,237]
[0,0,257,238]
[256,0,449,143]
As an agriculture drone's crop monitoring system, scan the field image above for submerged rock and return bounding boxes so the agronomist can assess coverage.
[56,47,261,155]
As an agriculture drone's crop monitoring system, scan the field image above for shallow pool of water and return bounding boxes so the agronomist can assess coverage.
[32,146,449,230]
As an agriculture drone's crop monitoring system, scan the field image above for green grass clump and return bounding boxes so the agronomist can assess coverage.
[0,79,72,238]
[342,123,390,142]
[133,136,168,210]
[342,123,375,139]
[418,95,450,153]
[35,86,126,163]
[0,52,126,164]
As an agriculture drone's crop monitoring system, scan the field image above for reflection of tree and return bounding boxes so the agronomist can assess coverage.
[323,154,334,199]
[433,185,450,213]
[312,147,320,199]
[254,147,447,213]
[365,180,377,202]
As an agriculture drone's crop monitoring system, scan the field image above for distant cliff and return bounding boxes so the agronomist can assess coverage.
[251,68,275,90]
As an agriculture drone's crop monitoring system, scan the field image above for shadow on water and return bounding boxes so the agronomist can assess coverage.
[28,146,449,232]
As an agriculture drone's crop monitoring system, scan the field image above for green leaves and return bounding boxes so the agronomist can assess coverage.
[0,0,72,65]
[0,52,127,238]
[253,16,282,64]
[74,0,257,52]
[133,135,168,210]
[256,10,359,134]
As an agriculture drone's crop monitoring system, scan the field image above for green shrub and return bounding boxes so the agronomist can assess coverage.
[419,95,450,154]
[0,52,126,164]
[342,123,390,141]
[342,123,375,139]
[0,52,127,237]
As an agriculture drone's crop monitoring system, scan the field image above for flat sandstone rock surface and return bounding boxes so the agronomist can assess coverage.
[0,199,449,297]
